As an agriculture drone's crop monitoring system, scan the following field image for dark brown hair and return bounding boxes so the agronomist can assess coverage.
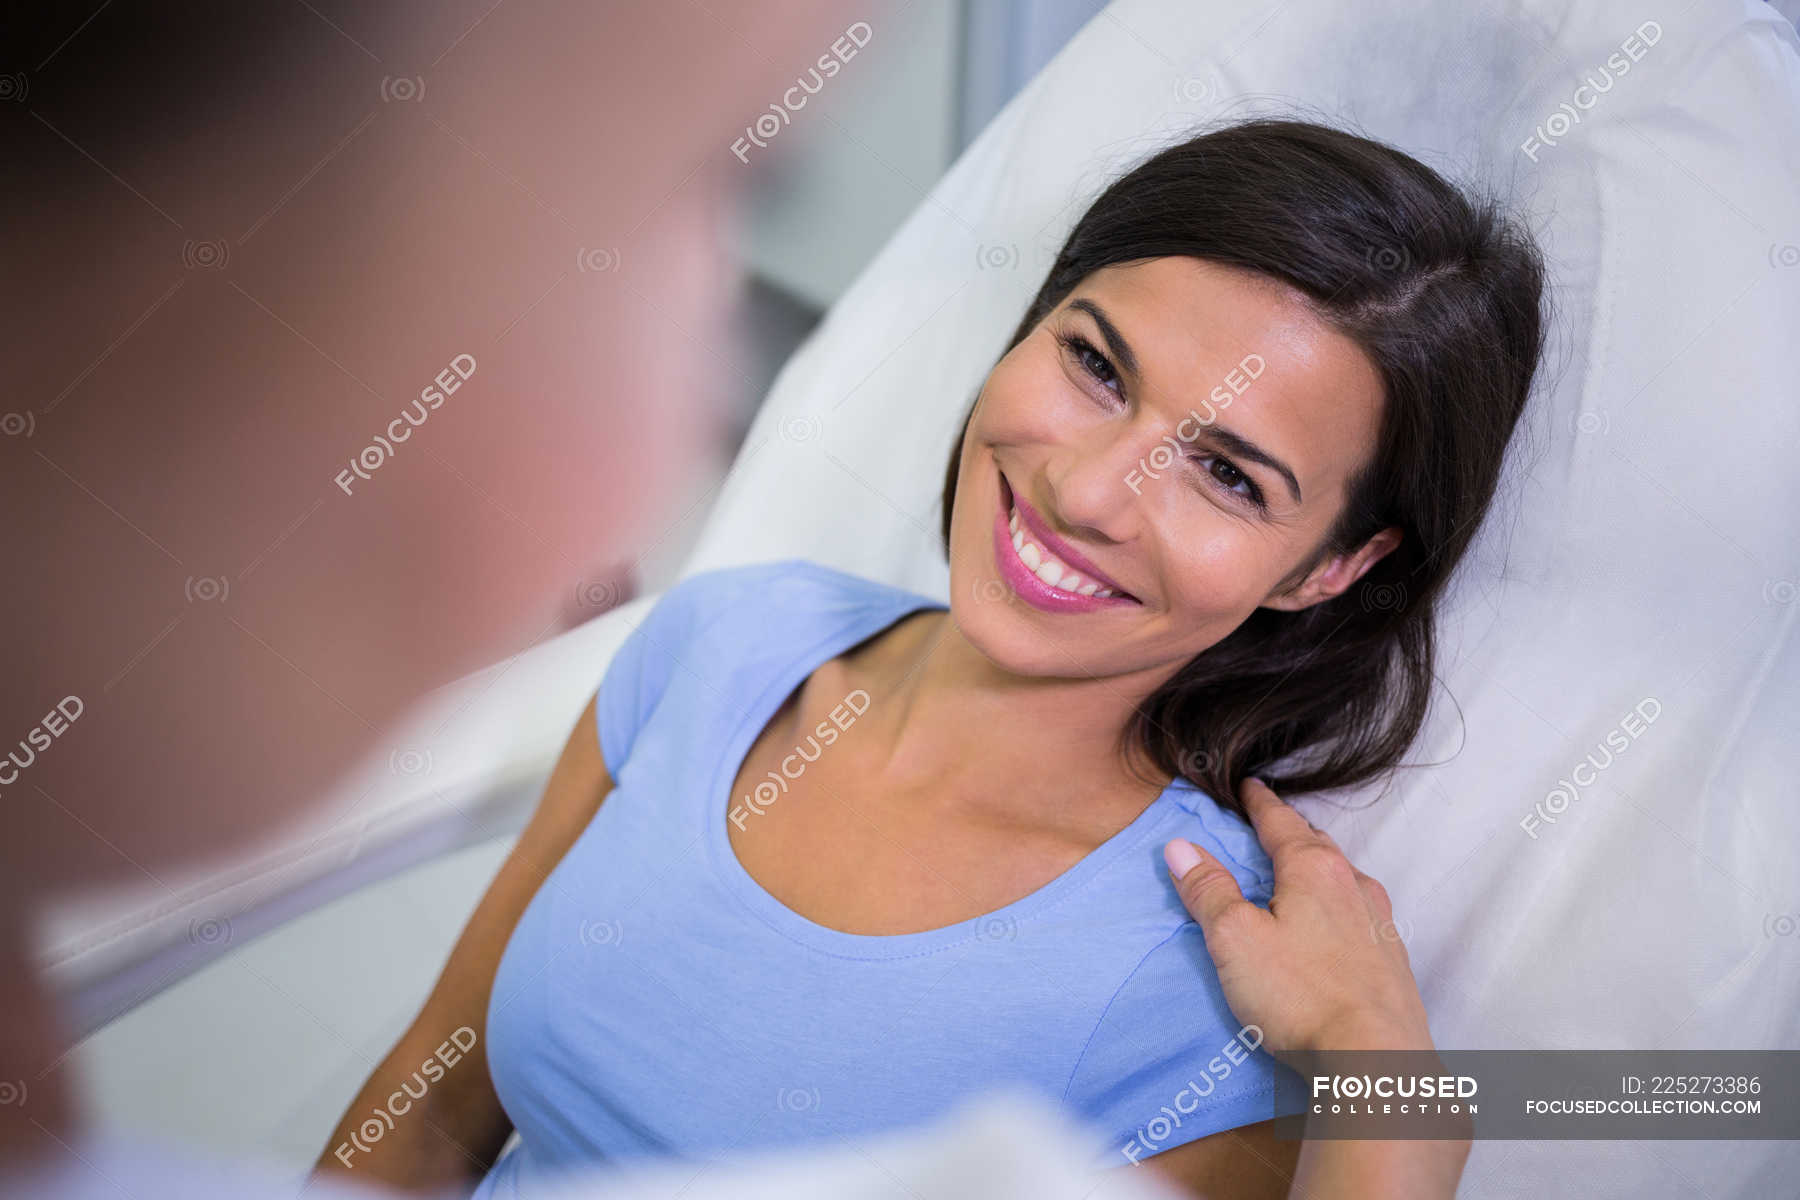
[940,117,1547,819]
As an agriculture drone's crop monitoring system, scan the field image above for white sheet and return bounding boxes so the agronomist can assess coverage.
[48,1,1800,1193]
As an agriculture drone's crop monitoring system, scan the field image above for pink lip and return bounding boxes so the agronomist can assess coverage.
[993,468,1140,613]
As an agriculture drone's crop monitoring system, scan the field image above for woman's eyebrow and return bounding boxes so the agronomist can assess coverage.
[1203,423,1304,505]
[1068,298,1141,378]
[1068,296,1304,506]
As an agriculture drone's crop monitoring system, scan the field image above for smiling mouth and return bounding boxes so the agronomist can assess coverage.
[998,469,1139,603]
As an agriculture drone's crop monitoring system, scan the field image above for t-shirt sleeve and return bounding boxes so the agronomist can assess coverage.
[592,570,721,772]
[1064,916,1309,1170]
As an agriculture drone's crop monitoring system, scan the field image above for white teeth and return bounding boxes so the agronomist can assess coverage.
[1007,503,1119,598]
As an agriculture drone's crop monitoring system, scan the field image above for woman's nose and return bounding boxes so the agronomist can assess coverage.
[1046,418,1170,537]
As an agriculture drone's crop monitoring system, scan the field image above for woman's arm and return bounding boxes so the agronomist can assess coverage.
[311,693,615,1192]
[1142,1116,1299,1197]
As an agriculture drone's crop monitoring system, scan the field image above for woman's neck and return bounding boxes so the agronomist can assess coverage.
[850,609,1175,830]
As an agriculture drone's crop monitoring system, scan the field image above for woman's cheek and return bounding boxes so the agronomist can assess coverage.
[1168,524,1262,606]
[992,352,1092,432]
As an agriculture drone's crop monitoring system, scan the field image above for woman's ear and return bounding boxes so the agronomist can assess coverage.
[1261,525,1404,612]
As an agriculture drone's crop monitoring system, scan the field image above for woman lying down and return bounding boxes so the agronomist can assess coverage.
[316,117,1545,1199]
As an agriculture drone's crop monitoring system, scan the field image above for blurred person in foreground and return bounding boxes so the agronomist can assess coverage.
[1,0,859,1171]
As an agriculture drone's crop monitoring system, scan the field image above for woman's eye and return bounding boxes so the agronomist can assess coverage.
[1198,455,1267,509]
[1060,333,1119,390]
[1054,327,1267,512]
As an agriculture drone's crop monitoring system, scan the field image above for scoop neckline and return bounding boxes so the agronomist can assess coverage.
[703,580,1182,960]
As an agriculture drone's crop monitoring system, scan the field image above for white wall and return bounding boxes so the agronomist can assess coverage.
[732,0,963,312]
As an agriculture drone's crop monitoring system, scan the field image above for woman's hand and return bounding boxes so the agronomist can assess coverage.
[1162,779,1471,1198]
[1162,777,1433,1053]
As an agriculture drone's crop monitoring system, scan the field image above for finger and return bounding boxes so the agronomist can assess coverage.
[1356,873,1393,916]
[1237,777,1320,862]
[1164,837,1255,933]
[1305,826,1379,893]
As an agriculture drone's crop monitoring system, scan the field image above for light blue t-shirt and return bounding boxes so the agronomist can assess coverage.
[473,558,1304,1197]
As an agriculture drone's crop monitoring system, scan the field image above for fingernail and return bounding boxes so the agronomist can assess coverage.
[1164,838,1203,880]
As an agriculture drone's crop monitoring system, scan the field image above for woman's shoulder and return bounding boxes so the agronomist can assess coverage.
[688,555,922,595]
[1066,908,1304,1166]
[1055,781,1276,971]
[1064,785,1302,1162]
[1156,778,1276,904]
[663,557,933,637]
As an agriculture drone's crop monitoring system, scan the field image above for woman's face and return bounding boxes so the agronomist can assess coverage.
[948,255,1400,683]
